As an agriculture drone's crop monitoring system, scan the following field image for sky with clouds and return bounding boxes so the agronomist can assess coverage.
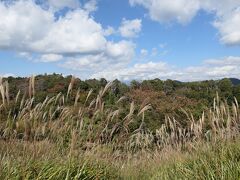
[0,0,240,81]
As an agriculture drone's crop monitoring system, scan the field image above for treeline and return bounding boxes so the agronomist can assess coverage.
[3,73,240,131]
[5,73,240,102]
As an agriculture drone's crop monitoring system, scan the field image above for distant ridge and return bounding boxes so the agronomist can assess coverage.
[229,78,240,86]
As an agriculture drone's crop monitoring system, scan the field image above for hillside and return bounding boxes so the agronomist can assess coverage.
[229,78,240,85]
[1,74,240,131]
[1,74,240,179]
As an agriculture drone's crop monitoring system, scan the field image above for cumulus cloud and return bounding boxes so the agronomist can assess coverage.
[40,54,63,62]
[201,1,240,45]
[91,61,172,81]
[129,0,200,24]
[129,0,240,45]
[0,1,53,51]
[103,26,116,36]
[90,56,240,81]
[200,0,240,16]
[1,0,240,81]
[204,56,240,66]
[30,10,106,54]
[119,18,142,38]
[0,0,136,74]
[0,1,107,54]
[17,52,33,60]
[47,0,80,10]
[213,8,240,45]
[103,18,142,38]
[83,0,98,13]
[62,41,135,74]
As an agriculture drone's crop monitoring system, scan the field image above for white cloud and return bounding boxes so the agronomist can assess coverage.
[129,0,240,45]
[47,0,98,12]
[200,0,240,16]
[0,73,16,78]
[30,10,106,54]
[40,54,63,62]
[103,26,116,36]
[17,52,33,60]
[104,18,142,38]
[90,56,240,81]
[91,61,172,81]
[178,56,240,80]
[83,0,98,13]
[213,8,240,45]
[106,41,135,61]
[204,56,240,66]
[47,0,80,10]
[0,0,137,79]
[0,1,53,51]
[130,0,200,24]
[177,56,240,81]
[62,41,135,75]
[1,0,240,81]
[0,1,136,64]
[0,1,106,54]
[119,18,142,38]
[140,49,148,56]
[200,1,240,45]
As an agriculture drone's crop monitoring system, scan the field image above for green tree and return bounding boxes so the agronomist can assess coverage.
[218,78,233,99]
[130,80,140,89]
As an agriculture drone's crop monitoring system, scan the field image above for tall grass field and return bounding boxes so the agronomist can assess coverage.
[1,76,240,179]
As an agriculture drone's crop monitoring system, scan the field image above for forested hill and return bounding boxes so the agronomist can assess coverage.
[3,74,240,98]
[2,74,240,131]
[229,78,240,86]
[3,74,240,103]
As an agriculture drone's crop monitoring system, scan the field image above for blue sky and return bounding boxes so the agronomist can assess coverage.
[0,0,240,81]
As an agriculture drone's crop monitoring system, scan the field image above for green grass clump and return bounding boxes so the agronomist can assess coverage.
[0,152,117,180]
[153,141,240,180]
[0,140,118,180]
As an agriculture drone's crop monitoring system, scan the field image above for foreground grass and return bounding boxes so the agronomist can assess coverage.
[0,140,118,180]
[153,140,240,180]
[1,139,240,179]
[1,77,240,179]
